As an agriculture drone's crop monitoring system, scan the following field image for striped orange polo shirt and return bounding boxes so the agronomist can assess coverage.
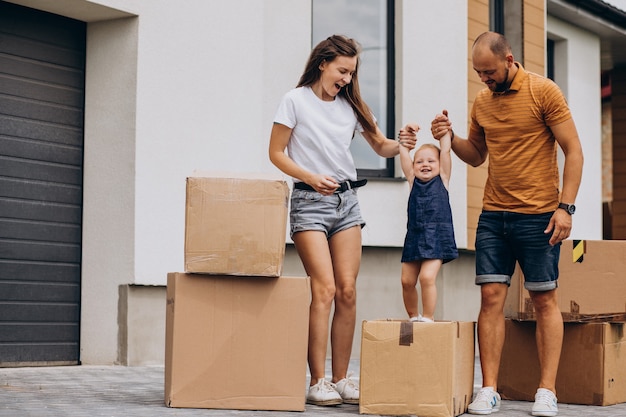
[468,63,572,214]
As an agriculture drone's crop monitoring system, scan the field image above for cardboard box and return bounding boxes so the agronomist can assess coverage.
[164,272,310,411]
[505,240,626,321]
[499,319,626,406]
[359,320,475,417]
[184,176,289,276]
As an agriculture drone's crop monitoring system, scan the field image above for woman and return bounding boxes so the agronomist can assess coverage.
[269,35,417,406]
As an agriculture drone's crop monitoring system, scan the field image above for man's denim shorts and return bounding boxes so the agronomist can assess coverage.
[475,210,560,291]
[290,188,365,239]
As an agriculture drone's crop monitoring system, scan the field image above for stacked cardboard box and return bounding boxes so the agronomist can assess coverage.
[499,319,626,406]
[505,240,626,321]
[164,272,309,410]
[500,239,626,405]
[360,320,475,417]
[165,175,310,411]
[184,176,289,277]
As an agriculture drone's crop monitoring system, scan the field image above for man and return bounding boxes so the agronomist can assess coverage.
[431,32,583,416]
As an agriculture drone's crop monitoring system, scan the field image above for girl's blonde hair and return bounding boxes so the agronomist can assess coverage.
[413,143,441,162]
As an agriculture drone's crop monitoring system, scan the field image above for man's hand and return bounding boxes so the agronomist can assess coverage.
[545,209,573,246]
[431,109,452,141]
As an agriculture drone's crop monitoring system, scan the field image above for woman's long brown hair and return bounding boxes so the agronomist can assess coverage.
[297,35,376,134]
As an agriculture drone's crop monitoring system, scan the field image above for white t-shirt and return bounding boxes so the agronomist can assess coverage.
[273,86,364,183]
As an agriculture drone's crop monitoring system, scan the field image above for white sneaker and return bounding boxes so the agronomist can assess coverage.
[409,315,434,322]
[306,379,342,406]
[468,387,501,415]
[532,388,558,416]
[332,376,359,404]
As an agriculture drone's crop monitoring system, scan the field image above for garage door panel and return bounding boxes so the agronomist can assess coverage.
[0,0,85,366]
[0,72,83,107]
[0,199,81,224]
[0,281,79,303]
[0,115,82,147]
[0,240,81,263]
[0,219,80,244]
[0,157,82,185]
[0,33,85,70]
[0,303,79,322]
[0,52,84,89]
[0,177,82,204]
[0,94,84,127]
[0,261,79,283]
[0,136,82,166]
[0,343,78,365]
[0,2,85,50]
[0,324,79,343]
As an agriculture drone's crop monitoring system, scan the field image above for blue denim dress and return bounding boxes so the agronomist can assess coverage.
[401,175,458,264]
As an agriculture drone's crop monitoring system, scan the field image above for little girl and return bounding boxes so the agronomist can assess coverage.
[398,124,458,322]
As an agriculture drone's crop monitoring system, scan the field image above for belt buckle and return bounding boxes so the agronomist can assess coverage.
[334,181,348,194]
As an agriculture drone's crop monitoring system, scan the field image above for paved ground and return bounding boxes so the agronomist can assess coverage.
[0,359,625,416]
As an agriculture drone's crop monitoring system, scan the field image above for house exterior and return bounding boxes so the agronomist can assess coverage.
[0,0,624,366]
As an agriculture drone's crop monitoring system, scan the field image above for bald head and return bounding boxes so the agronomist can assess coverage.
[472,31,512,60]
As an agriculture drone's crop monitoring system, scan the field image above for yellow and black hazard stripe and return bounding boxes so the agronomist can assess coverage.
[572,239,585,263]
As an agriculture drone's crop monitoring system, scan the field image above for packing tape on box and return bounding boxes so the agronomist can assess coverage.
[572,239,585,263]
[399,321,413,346]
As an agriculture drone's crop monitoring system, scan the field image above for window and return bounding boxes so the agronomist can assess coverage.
[312,0,395,177]
[547,38,555,81]
[491,0,505,34]
[490,0,523,63]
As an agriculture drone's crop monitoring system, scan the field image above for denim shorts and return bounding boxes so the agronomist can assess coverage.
[475,211,560,291]
[290,188,365,238]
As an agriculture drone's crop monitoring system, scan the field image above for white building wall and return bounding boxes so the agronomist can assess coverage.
[86,0,312,363]
[81,16,139,365]
[397,0,469,249]
[125,0,474,364]
[131,1,312,284]
[4,0,609,365]
[547,16,603,240]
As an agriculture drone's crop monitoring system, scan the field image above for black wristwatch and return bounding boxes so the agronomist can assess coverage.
[557,202,576,215]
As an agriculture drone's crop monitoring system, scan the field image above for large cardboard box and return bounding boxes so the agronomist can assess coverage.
[164,272,310,411]
[499,319,626,406]
[505,240,626,321]
[184,176,289,276]
[360,320,475,417]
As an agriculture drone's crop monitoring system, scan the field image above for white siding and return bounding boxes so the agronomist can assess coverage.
[4,0,608,364]
[548,16,603,240]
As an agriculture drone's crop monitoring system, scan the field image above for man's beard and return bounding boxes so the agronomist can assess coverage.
[493,68,510,92]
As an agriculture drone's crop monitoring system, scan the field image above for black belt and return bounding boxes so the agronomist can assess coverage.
[294,179,367,193]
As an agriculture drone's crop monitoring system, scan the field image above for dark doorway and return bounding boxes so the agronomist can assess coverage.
[0,1,85,366]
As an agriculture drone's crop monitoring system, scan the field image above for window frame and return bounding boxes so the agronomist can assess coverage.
[356,0,395,179]
[490,0,524,63]
[311,0,396,179]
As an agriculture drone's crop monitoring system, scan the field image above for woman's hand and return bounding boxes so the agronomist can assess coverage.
[307,175,339,196]
[398,124,419,149]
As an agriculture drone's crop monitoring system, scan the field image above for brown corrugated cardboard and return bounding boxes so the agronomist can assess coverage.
[505,240,626,321]
[499,319,626,406]
[359,320,475,417]
[164,272,310,411]
[184,176,289,276]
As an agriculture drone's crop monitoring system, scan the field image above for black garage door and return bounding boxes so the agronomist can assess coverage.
[0,1,85,366]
